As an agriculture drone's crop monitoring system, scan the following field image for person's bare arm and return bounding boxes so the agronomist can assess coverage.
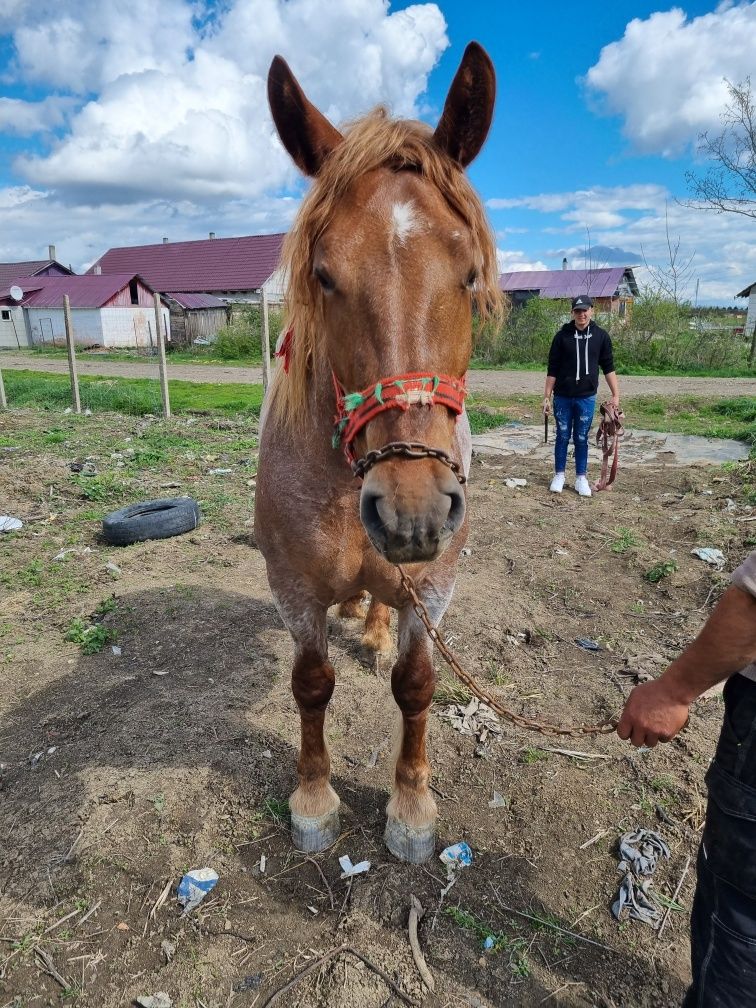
[617,585,756,747]
[543,376,555,415]
[604,371,620,407]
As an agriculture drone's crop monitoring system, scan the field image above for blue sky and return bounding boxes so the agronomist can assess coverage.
[1,0,755,303]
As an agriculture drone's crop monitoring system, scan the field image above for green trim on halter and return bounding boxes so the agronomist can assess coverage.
[374,383,384,405]
[343,392,366,411]
[332,417,348,449]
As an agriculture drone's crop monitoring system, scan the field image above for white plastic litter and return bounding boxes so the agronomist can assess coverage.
[438,697,501,743]
[504,478,527,489]
[177,868,218,914]
[0,516,23,533]
[339,855,371,879]
[136,996,173,1008]
[488,791,508,809]
[112,646,122,656]
[440,842,473,870]
[691,547,726,568]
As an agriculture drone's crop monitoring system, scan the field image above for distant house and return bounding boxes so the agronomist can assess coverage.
[89,233,286,308]
[499,266,639,318]
[735,281,756,342]
[0,274,169,350]
[0,247,74,289]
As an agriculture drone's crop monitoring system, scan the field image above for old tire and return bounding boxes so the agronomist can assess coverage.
[102,497,201,546]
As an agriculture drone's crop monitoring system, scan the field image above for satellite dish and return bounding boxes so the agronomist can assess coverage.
[8,285,23,302]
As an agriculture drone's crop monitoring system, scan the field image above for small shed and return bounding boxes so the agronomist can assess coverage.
[500,266,639,317]
[0,275,169,349]
[164,292,230,346]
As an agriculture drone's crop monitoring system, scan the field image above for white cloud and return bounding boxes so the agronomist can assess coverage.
[585,4,756,156]
[9,0,448,205]
[496,249,549,272]
[490,182,756,303]
[488,185,668,229]
[6,1,194,93]
[0,96,77,135]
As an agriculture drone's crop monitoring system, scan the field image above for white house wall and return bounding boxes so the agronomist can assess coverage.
[0,306,29,348]
[25,306,171,348]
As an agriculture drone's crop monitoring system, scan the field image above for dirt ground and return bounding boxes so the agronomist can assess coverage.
[0,405,754,1008]
[0,350,755,399]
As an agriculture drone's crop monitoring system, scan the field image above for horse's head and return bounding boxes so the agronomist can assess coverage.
[268,43,499,564]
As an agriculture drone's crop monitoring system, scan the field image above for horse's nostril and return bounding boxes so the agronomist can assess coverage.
[360,489,387,547]
[446,484,466,532]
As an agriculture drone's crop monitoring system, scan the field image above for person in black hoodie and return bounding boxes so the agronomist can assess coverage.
[542,295,620,497]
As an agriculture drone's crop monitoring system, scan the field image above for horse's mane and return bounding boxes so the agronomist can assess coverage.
[272,107,503,428]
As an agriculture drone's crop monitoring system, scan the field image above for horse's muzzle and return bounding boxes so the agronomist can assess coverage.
[359,468,466,563]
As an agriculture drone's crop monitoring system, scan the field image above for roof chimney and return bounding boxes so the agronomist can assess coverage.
[48,244,56,261]
[209,232,215,240]
[562,257,568,270]
[94,265,102,275]
[162,237,168,244]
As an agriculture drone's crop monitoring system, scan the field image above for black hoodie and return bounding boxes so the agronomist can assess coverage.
[547,321,615,398]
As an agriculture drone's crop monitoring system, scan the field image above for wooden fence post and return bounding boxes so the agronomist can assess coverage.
[0,368,7,409]
[153,293,171,419]
[62,294,82,414]
[261,289,271,391]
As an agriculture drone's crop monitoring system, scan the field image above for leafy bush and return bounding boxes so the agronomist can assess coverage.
[213,305,284,360]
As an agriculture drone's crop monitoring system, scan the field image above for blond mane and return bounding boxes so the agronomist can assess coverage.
[272,107,504,428]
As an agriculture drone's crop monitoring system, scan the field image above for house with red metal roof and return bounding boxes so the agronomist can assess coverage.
[499,266,639,317]
[0,246,73,290]
[89,233,286,305]
[736,280,756,352]
[0,274,169,350]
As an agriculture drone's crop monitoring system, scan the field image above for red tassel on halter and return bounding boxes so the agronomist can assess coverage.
[274,326,293,373]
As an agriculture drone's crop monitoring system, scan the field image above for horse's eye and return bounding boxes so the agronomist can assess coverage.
[314,266,336,293]
[464,268,478,290]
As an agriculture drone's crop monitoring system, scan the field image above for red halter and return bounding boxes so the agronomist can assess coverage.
[275,329,467,482]
[332,370,467,470]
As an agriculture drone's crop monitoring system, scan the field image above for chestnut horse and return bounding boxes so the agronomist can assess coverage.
[255,43,501,863]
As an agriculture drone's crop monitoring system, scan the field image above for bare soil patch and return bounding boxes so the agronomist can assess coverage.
[0,407,754,1008]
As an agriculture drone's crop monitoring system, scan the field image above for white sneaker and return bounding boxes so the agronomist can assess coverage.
[549,473,565,493]
[575,476,592,497]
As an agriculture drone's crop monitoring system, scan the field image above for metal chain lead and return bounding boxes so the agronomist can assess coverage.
[352,442,466,484]
[397,564,618,738]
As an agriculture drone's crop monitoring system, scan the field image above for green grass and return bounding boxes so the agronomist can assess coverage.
[65,617,115,654]
[611,527,642,553]
[2,371,753,451]
[445,906,531,977]
[643,560,678,584]
[1,369,265,416]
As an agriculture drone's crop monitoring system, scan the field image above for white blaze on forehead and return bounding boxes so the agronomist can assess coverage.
[391,200,422,244]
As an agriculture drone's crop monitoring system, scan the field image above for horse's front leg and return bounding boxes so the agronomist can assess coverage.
[271,584,340,852]
[385,576,455,863]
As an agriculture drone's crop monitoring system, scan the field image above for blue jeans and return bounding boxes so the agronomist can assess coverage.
[683,674,756,1007]
[552,395,596,476]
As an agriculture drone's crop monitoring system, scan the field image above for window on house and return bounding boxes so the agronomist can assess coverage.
[1,310,9,321]
[129,280,139,305]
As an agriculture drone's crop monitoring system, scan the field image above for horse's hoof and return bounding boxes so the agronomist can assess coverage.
[384,818,436,864]
[291,810,341,853]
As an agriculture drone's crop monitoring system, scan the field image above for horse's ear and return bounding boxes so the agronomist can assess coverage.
[268,56,344,177]
[432,42,495,167]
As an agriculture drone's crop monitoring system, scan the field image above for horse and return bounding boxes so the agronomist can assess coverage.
[255,42,501,864]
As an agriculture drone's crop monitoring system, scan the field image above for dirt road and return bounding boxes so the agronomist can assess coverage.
[1,351,754,398]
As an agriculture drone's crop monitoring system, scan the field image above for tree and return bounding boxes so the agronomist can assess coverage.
[684,78,756,219]
[641,204,696,307]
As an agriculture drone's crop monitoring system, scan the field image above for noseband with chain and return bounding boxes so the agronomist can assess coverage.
[331,370,468,483]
